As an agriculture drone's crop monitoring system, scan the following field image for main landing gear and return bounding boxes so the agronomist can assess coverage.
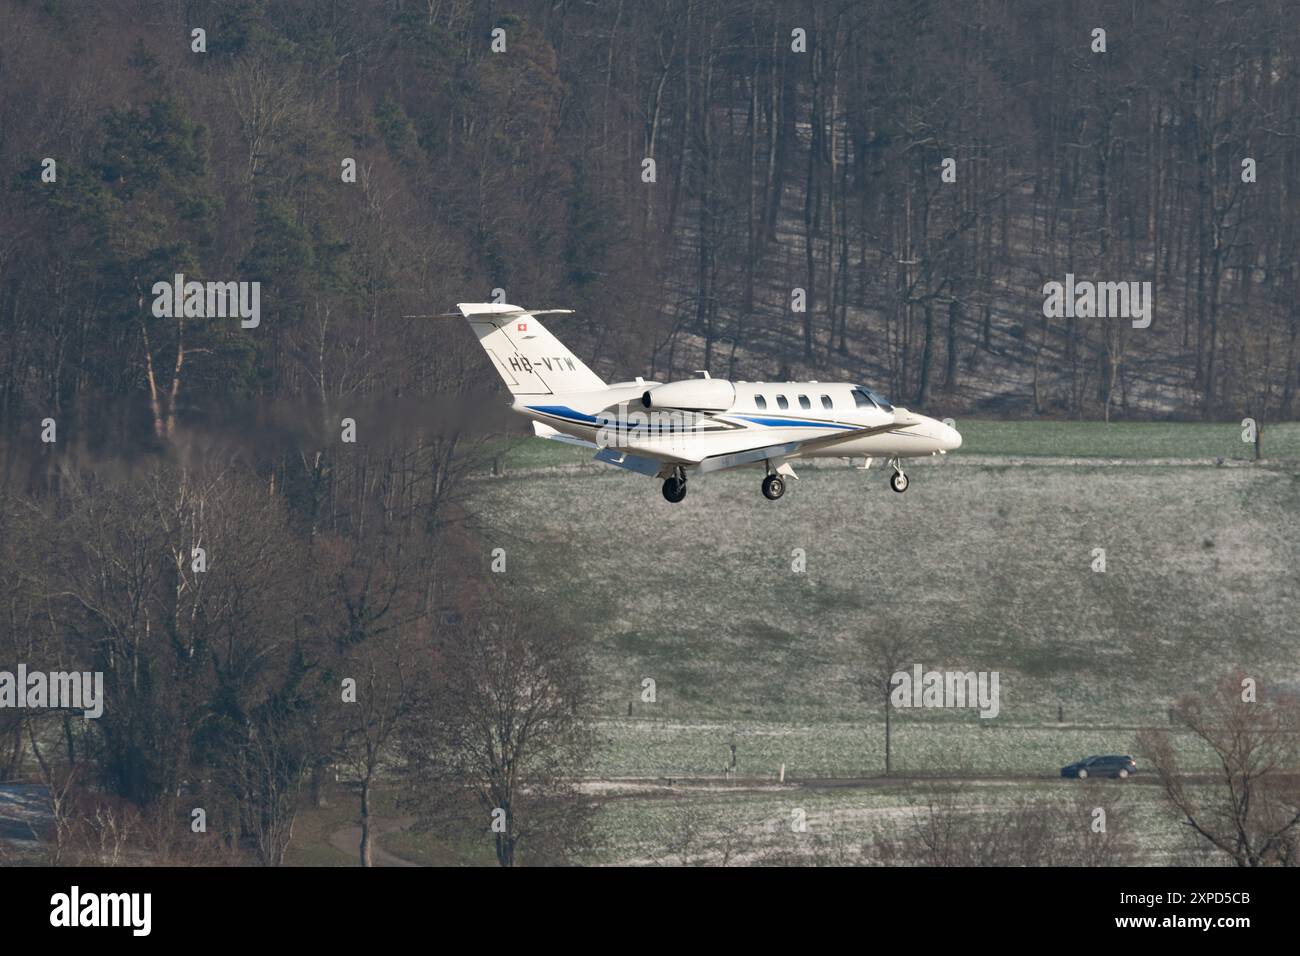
[888,457,909,493]
[662,466,688,503]
[761,474,786,500]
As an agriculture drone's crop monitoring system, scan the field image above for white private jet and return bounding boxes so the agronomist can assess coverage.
[450,302,961,503]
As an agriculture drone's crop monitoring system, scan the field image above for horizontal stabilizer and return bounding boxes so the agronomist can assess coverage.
[457,304,576,318]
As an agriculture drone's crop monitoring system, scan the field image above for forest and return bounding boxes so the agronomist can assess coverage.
[0,0,1298,865]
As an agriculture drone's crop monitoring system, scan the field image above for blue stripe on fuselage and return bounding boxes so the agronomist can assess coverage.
[527,405,599,424]
[731,415,857,430]
[525,407,858,432]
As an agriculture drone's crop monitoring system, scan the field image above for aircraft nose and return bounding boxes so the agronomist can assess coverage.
[922,416,961,451]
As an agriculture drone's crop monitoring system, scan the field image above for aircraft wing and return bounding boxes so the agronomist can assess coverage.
[536,417,907,478]
[694,421,907,475]
[598,421,909,477]
[532,421,599,448]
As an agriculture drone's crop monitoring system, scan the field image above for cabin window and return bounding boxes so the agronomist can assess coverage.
[755,395,767,410]
[776,395,789,409]
[821,395,833,410]
[798,395,811,410]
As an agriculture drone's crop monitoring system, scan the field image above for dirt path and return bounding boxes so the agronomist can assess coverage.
[328,815,419,867]
[578,772,1186,803]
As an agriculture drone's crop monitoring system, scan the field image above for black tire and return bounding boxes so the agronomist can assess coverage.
[662,476,687,503]
[1077,768,1088,780]
[761,475,785,500]
[890,471,909,493]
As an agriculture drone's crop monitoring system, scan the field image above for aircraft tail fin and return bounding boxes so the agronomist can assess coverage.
[454,302,605,396]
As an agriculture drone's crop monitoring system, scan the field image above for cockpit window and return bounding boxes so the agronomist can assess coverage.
[866,388,894,412]
[852,386,894,412]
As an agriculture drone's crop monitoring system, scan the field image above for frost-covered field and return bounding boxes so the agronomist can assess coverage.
[478,460,1300,729]
[473,434,1300,862]
[585,781,1210,866]
[587,718,1221,779]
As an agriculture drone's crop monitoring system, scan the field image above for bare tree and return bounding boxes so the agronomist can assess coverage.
[1138,673,1300,866]
[27,721,79,865]
[647,800,769,866]
[872,785,1135,866]
[858,634,920,776]
[401,603,594,866]
[338,633,426,867]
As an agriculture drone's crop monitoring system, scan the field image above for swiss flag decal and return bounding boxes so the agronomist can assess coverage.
[516,322,528,332]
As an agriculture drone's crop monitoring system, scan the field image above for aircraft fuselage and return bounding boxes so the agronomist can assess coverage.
[513,379,961,464]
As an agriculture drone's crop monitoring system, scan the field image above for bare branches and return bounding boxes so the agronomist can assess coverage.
[1138,672,1300,866]
[400,603,595,866]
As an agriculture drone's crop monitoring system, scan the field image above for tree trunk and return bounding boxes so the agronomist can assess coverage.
[884,691,892,776]
[916,301,935,406]
[360,775,373,867]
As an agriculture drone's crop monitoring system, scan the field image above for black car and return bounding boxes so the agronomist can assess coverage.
[1060,755,1137,780]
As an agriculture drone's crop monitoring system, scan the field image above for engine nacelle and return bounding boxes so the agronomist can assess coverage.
[641,379,735,412]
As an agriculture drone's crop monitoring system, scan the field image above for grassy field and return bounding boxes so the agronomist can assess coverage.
[469,421,1300,863]
[942,419,1300,459]
[477,460,1300,732]
[283,788,372,867]
[587,719,1222,779]
[586,779,1216,866]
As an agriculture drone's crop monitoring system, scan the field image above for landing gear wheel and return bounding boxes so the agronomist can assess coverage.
[761,474,786,500]
[662,475,687,503]
[890,471,909,493]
